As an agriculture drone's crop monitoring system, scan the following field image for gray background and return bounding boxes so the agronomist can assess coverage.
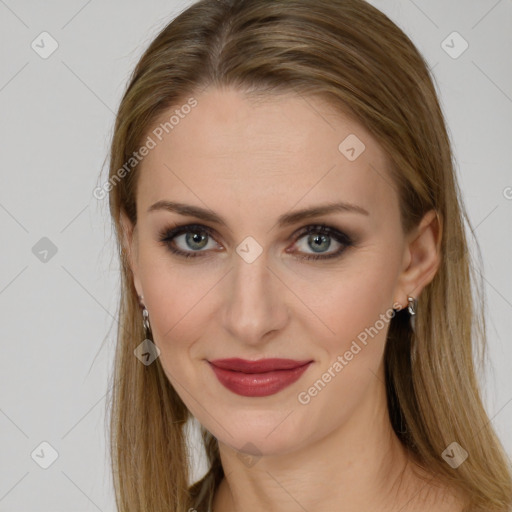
[0,0,511,510]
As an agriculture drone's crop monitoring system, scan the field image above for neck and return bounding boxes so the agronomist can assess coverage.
[211,368,438,512]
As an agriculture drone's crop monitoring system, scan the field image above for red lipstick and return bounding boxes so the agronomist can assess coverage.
[208,358,313,397]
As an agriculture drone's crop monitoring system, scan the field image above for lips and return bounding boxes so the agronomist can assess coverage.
[208,358,313,397]
[209,358,312,373]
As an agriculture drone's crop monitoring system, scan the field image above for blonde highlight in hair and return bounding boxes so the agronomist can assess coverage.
[105,1,512,511]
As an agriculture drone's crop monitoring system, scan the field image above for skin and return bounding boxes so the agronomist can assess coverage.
[121,86,464,511]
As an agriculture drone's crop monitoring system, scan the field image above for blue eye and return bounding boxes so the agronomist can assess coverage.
[158,223,353,260]
[158,223,219,259]
[291,224,353,260]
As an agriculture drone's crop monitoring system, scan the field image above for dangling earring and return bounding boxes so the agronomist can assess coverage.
[138,295,152,340]
[134,296,160,366]
[407,296,417,316]
[407,296,417,330]
[142,305,152,340]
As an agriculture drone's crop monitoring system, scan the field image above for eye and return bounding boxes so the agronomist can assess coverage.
[158,223,354,260]
[158,223,220,259]
[288,224,353,260]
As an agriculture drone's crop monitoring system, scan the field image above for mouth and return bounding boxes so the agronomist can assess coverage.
[208,358,313,397]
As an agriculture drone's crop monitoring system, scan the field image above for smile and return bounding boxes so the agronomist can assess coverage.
[208,358,313,397]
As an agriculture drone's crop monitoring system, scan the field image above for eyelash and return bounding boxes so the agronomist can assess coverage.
[158,223,354,261]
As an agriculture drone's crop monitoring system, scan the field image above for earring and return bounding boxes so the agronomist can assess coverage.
[142,306,152,339]
[407,296,417,316]
[139,295,152,340]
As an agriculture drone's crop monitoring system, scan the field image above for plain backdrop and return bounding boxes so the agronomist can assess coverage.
[0,0,511,510]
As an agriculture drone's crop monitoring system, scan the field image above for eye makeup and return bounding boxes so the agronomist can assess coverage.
[157,222,355,261]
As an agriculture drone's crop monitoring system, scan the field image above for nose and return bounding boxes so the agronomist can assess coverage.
[221,250,289,346]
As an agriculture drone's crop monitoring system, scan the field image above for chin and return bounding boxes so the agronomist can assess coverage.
[210,412,310,458]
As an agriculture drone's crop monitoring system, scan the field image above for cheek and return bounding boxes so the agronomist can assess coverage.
[137,249,221,351]
[137,257,217,396]
[292,253,400,435]
[139,235,401,347]
[136,231,402,396]
[290,247,401,355]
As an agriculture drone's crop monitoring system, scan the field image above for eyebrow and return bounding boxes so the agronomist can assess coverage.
[147,200,369,228]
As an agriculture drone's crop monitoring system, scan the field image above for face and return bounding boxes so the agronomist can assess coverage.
[123,86,421,457]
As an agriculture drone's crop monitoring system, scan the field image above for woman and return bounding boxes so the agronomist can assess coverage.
[105,0,512,510]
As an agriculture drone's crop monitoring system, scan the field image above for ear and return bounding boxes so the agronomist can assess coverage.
[393,209,442,310]
[119,210,144,300]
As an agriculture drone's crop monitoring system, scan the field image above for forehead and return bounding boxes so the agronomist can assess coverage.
[136,87,398,229]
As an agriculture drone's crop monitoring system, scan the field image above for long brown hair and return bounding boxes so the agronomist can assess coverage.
[105,1,512,511]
